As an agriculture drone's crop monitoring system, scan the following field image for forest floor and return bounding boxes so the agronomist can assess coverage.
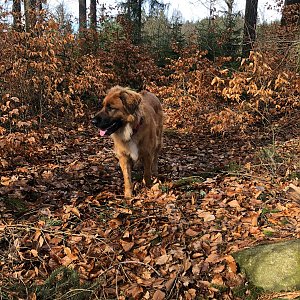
[0,108,300,299]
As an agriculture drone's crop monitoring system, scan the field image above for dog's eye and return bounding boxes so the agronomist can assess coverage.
[106,105,116,112]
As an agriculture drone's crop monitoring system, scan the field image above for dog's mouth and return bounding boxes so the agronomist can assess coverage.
[98,119,123,136]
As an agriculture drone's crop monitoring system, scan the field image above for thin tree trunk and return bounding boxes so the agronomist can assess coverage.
[38,0,43,11]
[12,0,22,31]
[79,0,87,32]
[90,0,97,30]
[242,0,258,57]
[24,0,37,32]
[136,0,142,44]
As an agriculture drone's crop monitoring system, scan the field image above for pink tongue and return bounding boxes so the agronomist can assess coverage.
[99,130,106,137]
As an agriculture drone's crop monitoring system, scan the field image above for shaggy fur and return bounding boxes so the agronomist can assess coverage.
[92,86,163,198]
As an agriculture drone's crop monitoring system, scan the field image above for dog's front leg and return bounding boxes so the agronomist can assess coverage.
[143,156,152,187]
[119,155,133,198]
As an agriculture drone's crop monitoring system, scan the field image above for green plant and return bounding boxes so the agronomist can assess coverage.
[36,267,92,300]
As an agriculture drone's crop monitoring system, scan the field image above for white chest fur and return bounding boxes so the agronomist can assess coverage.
[127,140,139,161]
[119,123,133,142]
[112,125,139,162]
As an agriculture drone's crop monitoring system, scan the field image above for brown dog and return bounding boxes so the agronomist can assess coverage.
[92,86,163,198]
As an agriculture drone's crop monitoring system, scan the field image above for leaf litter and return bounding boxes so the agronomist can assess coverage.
[0,113,299,299]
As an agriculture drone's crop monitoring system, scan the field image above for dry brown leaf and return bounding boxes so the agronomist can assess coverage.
[165,277,176,292]
[197,210,215,222]
[192,264,201,276]
[108,218,122,229]
[213,264,225,273]
[30,249,38,257]
[183,258,192,271]
[286,184,300,201]
[184,288,196,300]
[185,228,199,237]
[61,255,73,266]
[120,240,134,252]
[0,176,11,186]
[156,254,171,265]
[38,236,44,248]
[71,207,81,218]
[153,290,165,300]
[33,230,41,241]
[227,200,240,208]
[225,255,237,273]
[64,247,78,260]
[205,253,221,263]
[126,283,143,298]
[211,273,224,285]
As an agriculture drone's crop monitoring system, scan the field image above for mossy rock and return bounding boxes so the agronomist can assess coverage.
[233,240,300,292]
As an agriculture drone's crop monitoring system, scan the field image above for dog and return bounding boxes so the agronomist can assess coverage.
[92,86,163,198]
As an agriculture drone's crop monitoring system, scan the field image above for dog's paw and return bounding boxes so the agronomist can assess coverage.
[124,190,133,199]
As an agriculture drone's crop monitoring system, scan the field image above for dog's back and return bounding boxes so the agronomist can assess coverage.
[140,90,163,115]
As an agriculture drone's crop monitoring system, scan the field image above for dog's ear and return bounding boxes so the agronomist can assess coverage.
[120,90,141,116]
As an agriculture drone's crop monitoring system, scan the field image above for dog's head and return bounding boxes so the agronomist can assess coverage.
[92,86,141,136]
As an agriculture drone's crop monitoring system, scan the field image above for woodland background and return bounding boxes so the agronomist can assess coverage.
[0,0,300,299]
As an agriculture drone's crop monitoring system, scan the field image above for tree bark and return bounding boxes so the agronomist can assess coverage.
[122,0,143,44]
[135,0,142,44]
[90,0,97,30]
[12,0,22,31]
[242,0,258,57]
[24,0,37,32]
[79,0,87,31]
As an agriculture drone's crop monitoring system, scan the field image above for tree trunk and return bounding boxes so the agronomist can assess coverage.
[24,0,37,32]
[90,0,97,30]
[79,0,87,32]
[225,0,234,16]
[37,0,43,11]
[242,0,258,57]
[129,0,142,44]
[123,0,143,44]
[12,0,22,31]
[135,0,142,44]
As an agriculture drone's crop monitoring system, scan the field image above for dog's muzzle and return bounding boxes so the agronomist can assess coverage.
[92,115,123,136]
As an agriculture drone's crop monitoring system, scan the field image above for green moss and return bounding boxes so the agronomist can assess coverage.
[225,161,242,172]
[0,196,28,215]
[232,283,264,299]
[233,240,300,292]
[262,230,275,237]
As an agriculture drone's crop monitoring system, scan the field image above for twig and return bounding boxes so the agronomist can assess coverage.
[56,288,99,300]
[2,224,106,242]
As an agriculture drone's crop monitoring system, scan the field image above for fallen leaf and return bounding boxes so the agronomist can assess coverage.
[186,228,199,237]
[31,249,38,257]
[165,277,176,292]
[126,283,143,298]
[64,247,78,260]
[225,255,237,273]
[153,290,165,300]
[120,240,134,252]
[71,207,80,218]
[156,254,171,265]
[184,288,196,300]
[286,184,300,201]
[197,210,215,222]
[227,200,240,208]
[211,273,224,285]
[205,253,221,263]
